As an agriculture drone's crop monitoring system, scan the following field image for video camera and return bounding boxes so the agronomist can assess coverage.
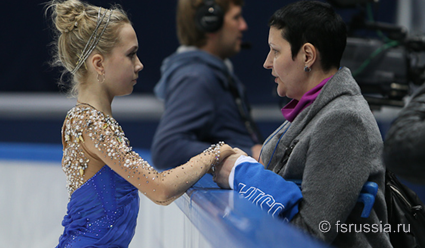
[328,0,425,108]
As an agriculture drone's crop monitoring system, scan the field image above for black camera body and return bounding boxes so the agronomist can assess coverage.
[330,0,425,107]
[341,37,409,107]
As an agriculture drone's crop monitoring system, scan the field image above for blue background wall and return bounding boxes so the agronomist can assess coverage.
[1,0,397,104]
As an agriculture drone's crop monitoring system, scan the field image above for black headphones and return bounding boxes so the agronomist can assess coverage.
[195,0,224,33]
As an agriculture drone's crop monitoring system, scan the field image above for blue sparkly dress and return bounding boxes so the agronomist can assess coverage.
[57,104,221,247]
[57,166,139,247]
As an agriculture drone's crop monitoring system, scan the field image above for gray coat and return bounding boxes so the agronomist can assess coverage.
[261,67,392,247]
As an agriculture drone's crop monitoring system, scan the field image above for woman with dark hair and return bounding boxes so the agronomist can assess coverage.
[214,1,392,247]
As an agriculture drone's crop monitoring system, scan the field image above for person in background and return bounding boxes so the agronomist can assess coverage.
[151,0,262,170]
[383,83,425,184]
[213,1,392,247]
[46,0,234,246]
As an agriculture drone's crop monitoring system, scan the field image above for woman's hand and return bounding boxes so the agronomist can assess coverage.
[217,144,236,163]
[207,143,235,175]
[213,147,246,189]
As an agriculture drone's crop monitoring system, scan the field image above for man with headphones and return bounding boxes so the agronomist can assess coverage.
[152,0,262,170]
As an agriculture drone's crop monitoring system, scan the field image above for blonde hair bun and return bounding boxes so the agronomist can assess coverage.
[51,0,89,34]
[45,0,130,96]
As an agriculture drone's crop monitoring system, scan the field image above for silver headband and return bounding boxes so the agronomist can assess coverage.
[70,7,113,75]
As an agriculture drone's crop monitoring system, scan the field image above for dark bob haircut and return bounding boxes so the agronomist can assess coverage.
[268,1,347,71]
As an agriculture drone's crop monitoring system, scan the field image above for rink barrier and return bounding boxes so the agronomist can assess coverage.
[0,142,328,248]
[175,174,329,248]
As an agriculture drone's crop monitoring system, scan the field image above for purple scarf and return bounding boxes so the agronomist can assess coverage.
[281,75,333,122]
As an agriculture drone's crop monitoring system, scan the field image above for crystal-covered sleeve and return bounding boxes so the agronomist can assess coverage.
[79,108,234,205]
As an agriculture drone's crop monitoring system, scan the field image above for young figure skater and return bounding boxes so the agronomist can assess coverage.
[46,0,234,247]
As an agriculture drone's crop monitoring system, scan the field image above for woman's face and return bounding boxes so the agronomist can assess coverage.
[263,27,306,100]
[103,23,144,97]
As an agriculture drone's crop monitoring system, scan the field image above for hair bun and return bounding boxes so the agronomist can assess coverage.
[54,0,87,34]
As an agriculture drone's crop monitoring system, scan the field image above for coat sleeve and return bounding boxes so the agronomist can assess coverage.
[232,155,302,221]
[383,84,425,184]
